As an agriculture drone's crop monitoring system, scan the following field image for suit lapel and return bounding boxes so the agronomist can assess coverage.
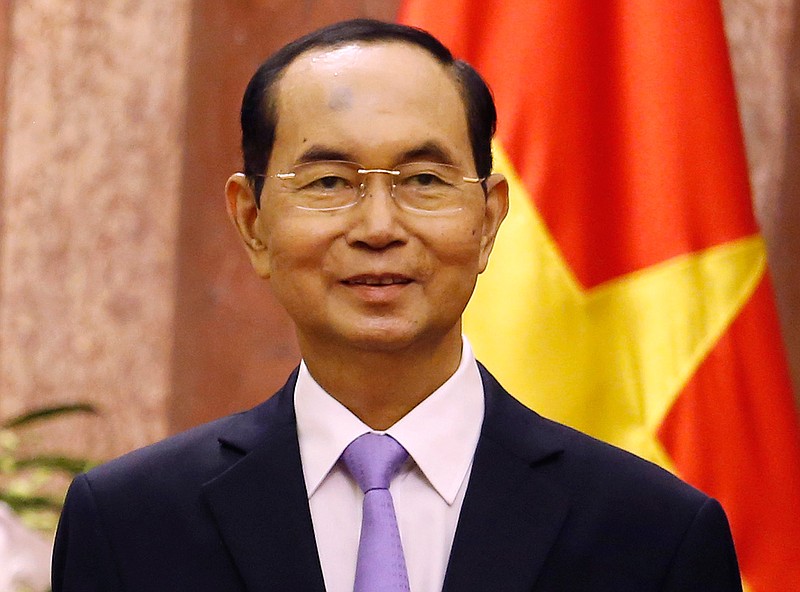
[198,364,569,591]
[201,372,326,592]
[443,366,571,592]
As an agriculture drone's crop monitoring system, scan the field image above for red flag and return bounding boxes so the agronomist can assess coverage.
[399,1,800,590]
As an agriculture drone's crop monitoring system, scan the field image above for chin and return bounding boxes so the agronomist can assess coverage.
[348,330,421,353]
[344,320,460,355]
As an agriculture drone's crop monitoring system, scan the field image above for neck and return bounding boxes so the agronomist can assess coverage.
[300,332,463,430]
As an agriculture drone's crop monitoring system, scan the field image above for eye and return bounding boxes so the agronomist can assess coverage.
[400,168,455,190]
[405,172,446,187]
[307,175,351,191]
[397,162,461,190]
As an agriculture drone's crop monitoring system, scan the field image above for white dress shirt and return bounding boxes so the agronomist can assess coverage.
[294,337,485,592]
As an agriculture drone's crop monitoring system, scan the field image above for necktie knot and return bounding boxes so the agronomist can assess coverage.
[342,433,408,493]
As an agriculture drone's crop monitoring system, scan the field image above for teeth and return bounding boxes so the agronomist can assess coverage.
[349,277,409,286]
[363,278,402,285]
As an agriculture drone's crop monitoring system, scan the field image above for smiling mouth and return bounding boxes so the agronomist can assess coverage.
[342,275,413,286]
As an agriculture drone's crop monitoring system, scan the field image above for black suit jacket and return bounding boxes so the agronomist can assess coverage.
[52,365,742,591]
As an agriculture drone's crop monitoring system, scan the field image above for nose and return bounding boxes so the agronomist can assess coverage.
[346,173,408,249]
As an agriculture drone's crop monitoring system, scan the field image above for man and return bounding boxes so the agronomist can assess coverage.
[52,19,742,591]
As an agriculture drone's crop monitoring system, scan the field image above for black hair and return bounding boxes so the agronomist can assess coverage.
[239,19,497,206]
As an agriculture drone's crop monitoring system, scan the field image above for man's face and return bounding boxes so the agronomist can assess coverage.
[231,41,507,359]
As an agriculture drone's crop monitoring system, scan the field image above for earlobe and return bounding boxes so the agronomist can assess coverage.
[477,173,509,273]
[225,173,271,278]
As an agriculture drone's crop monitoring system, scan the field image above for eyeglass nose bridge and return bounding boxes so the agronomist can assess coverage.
[355,167,401,201]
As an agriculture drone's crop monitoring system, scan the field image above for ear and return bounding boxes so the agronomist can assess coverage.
[477,173,509,273]
[225,173,272,278]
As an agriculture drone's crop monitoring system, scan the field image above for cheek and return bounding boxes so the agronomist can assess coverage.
[264,229,332,317]
[263,218,336,273]
[425,221,486,273]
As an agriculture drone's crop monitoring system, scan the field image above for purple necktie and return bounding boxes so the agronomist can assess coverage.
[341,433,411,592]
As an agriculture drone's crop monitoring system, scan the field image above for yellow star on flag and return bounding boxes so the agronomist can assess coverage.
[465,146,767,470]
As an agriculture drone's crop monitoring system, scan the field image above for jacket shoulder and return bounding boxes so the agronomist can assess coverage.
[478,362,713,511]
[83,370,297,496]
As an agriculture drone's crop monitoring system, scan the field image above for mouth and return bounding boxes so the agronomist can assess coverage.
[341,274,414,287]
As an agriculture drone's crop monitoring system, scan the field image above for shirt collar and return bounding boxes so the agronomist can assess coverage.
[294,336,485,505]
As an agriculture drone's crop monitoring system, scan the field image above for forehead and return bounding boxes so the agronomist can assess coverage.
[271,41,471,166]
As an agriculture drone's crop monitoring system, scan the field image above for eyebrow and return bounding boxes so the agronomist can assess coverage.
[296,146,353,164]
[398,141,457,166]
[294,141,458,167]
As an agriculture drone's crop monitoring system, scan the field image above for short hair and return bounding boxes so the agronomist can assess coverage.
[239,18,497,206]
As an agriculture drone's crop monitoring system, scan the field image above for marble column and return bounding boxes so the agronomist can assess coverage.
[0,0,190,457]
[722,0,800,401]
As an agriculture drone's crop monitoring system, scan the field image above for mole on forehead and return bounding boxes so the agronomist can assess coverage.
[327,86,353,111]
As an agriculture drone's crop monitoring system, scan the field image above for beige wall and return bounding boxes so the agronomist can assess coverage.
[0,0,797,461]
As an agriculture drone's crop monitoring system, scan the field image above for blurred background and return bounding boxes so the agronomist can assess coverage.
[0,0,797,513]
